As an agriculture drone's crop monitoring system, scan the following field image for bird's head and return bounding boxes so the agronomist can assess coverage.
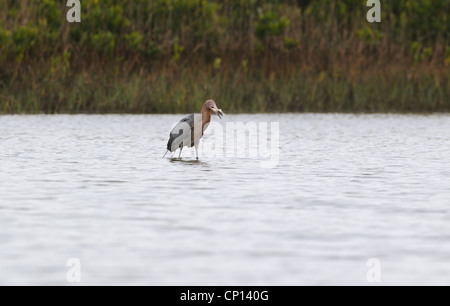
[205,99,224,119]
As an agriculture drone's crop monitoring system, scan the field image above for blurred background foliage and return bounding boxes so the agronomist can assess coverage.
[0,0,448,113]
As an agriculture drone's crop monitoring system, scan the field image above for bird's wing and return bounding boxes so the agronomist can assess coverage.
[167,114,200,151]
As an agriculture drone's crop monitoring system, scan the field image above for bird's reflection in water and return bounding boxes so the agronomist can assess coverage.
[169,158,210,167]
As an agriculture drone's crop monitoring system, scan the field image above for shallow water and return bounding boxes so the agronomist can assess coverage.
[1,114,449,285]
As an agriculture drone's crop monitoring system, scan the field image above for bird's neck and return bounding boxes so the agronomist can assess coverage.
[200,109,211,132]
[200,109,211,124]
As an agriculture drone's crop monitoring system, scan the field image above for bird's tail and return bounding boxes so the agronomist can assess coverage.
[164,132,177,158]
[167,133,176,152]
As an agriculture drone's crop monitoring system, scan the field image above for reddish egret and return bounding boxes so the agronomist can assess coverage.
[163,99,224,159]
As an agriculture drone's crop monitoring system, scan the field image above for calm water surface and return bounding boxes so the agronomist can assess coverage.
[1,114,449,285]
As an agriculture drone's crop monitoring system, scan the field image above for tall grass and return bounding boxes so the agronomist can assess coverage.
[0,0,448,113]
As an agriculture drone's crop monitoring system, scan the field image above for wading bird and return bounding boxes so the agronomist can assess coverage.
[163,99,224,160]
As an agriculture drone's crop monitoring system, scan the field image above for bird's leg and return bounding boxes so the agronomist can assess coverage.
[162,150,169,158]
[178,147,183,158]
[194,142,199,160]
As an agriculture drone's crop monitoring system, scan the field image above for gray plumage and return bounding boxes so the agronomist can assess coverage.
[166,113,199,152]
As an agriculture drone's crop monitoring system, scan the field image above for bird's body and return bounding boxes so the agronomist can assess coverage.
[166,113,205,150]
[165,99,224,159]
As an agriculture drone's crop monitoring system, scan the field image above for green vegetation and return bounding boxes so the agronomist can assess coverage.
[0,0,448,113]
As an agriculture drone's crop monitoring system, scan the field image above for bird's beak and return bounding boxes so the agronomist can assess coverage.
[212,107,224,119]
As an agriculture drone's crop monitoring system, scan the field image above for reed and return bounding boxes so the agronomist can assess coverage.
[0,0,448,113]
